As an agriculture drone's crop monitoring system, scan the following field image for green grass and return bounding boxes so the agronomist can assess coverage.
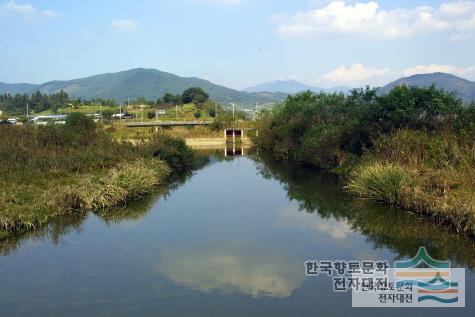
[37,104,118,115]
[346,162,409,204]
[0,230,8,240]
[347,130,475,236]
[0,118,194,237]
[36,102,215,122]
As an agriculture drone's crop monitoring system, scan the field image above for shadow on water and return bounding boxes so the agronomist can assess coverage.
[249,152,475,269]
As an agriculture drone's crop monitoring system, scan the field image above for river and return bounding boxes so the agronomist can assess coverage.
[0,150,474,316]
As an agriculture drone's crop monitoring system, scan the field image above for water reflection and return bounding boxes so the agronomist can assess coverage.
[277,204,353,240]
[0,151,250,255]
[156,245,303,298]
[250,153,475,269]
[0,166,201,255]
[0,213,87,256]
[1,151,475,316]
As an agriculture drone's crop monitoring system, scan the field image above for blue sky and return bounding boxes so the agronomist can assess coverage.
[1,0,474,89]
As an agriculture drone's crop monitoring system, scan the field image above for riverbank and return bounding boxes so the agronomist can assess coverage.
[346,130,475,235]
[0,114,195,239]
[256,86,475,236]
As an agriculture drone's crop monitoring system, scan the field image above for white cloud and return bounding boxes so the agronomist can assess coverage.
[439,1,475,16]
[0,1,57,20]
[274,1,475,40]
[403,64,475,78]
[111,19,138,32]
[316,63,394,87]
[313,63,475,87]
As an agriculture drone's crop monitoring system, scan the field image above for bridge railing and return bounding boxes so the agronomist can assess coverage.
[126,120,213,127]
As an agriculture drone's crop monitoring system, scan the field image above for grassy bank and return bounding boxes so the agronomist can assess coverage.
[256,86,475,236]
[347,130,475,234]
[0,113,194,237]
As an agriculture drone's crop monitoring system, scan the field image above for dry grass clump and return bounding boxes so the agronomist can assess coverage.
[52,159,170,213]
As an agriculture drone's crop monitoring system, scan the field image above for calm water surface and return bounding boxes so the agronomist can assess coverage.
[1,152,474,316]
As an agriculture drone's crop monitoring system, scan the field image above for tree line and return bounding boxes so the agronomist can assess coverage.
[0,86,214,116]
[0,90,70,115]
[257,85,475,169]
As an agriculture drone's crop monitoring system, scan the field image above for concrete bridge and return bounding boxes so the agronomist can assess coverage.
[126,120,213,127]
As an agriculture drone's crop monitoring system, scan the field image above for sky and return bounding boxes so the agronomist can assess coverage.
[0,0,474,89]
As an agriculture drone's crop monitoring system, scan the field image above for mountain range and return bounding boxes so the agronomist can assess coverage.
[244,80,350,94]
[0,68,287,106]
[1,69,474,106]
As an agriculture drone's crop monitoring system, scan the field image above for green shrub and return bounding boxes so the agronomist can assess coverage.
[300,125,346,168]
[347,162,410,204]
[142,134,195,171]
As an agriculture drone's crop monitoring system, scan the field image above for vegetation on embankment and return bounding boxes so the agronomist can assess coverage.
[106,110,253,141]
[0,113,195,237]
[256,85,475,236]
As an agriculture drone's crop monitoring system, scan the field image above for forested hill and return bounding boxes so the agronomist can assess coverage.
[379,72,475,103]
[0,68,286,106]
[0,82,39,95]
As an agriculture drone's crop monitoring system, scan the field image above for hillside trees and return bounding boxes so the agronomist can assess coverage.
[182,87,209,104]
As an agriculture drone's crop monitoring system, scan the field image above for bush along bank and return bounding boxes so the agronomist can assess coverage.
[256,86,475,236]
[0,113,195,238]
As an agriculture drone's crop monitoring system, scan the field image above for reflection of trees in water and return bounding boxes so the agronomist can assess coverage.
[0,213,87,255]
[0,161,205,254]
[250,153,475,269]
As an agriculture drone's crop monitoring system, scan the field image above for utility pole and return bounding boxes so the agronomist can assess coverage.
[176,103,178,120]
[26,103,29,123]
[230,103,235,120]
[100,104,103,124]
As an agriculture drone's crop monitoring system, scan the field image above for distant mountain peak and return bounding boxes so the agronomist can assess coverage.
[244,80,350,94]
[379,72,475,103]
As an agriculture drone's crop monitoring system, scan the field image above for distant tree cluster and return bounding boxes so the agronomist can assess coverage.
[0,90,70,115]
[156,87,210,106]
[158,93,182,105]
[181,87,209,104]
